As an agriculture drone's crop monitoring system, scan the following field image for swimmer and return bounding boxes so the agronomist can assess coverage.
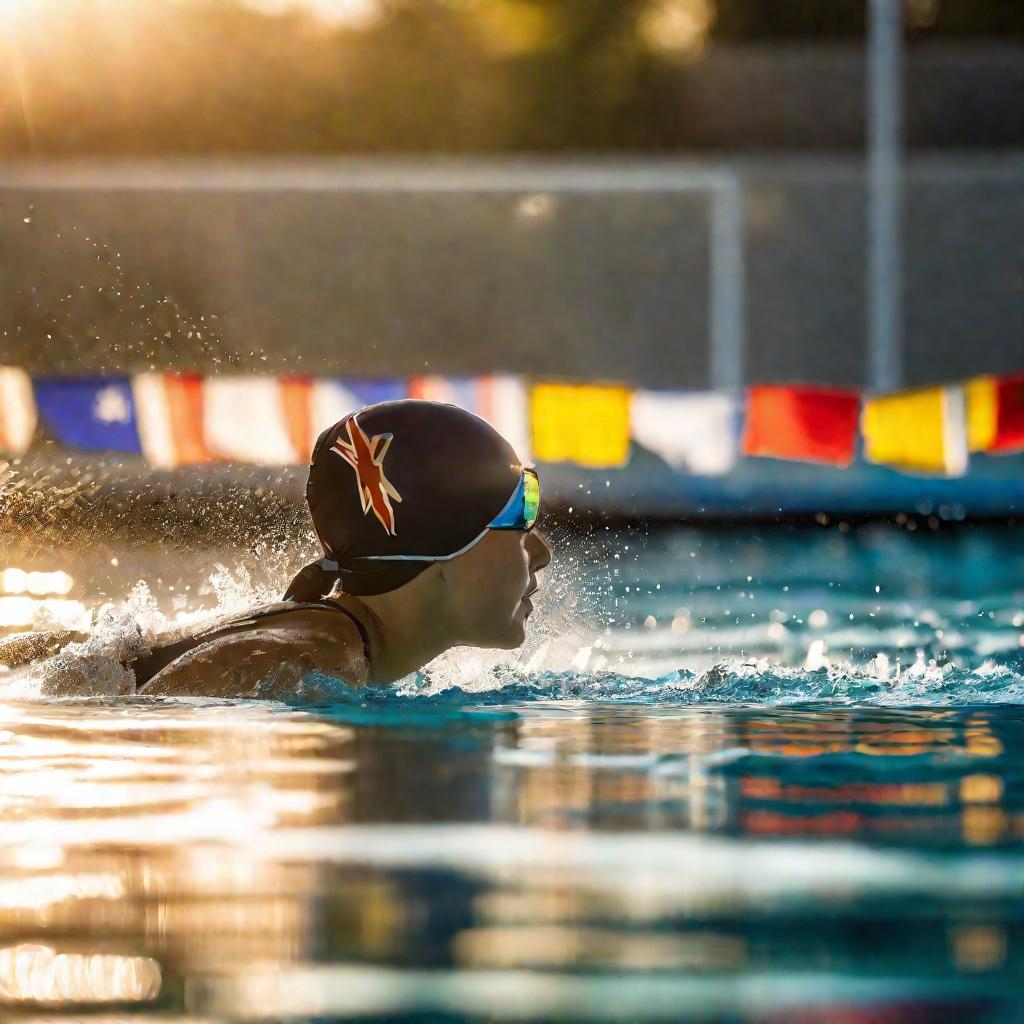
[1,401,551,697]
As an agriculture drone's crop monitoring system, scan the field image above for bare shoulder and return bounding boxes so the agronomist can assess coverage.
[140,612,369,698]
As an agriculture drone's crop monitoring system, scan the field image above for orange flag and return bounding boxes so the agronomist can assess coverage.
[132,373,211,469]
[742,384,860,466]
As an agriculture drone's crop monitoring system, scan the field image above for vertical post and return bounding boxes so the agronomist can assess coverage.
[709,178,745,392]
[867,0,904,393]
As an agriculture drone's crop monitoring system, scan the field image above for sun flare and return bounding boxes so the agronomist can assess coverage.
[244,0,381,29]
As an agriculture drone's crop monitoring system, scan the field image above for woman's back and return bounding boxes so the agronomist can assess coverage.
[0,600,371,696]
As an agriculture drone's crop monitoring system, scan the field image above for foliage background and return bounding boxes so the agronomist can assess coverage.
[1,0,1020,155]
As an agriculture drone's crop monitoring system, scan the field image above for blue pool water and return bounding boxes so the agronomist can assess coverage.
[1,521,1023,1021]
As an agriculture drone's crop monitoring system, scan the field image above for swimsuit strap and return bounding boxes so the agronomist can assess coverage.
[132,600,371,689]
[309,601,372,661]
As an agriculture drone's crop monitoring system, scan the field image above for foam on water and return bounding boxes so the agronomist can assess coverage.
[300,651,1024,714]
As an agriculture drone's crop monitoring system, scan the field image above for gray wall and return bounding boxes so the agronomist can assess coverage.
[671,44,1024,151]
[1,157,1021,389]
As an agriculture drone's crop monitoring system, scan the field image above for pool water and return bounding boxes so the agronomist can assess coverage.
[2,521,1024,1022]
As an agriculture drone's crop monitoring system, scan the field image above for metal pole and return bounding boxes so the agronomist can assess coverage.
[709,178,745,392]
[867,0,904,393]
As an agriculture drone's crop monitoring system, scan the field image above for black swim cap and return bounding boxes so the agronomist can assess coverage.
[283,400,524,600]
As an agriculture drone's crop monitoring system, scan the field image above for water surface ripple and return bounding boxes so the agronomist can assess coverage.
[2,523,1023,1022]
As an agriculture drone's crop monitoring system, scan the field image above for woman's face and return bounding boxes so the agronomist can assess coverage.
[443,528,552,649]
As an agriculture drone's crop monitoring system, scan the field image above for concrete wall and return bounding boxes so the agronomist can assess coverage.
[1,157,1021,389]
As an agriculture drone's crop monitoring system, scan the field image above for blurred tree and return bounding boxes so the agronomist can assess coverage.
[711,0,1024,39]
[0,0,1019,156]
[486,0,653,149]
[712,0,866,39]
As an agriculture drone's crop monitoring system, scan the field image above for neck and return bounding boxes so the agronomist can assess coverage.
[338,588,450,686]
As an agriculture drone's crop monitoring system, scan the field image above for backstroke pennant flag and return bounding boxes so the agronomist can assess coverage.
[132,373,210,469]
[742,384,861,467]
[530,381,631,468]
[630,390,738,476]
[408,375,480,409]
[965,376,998,452]
[991,373,1024,451]
[965,374,1024,454]
[410,375,531,463]
[33,376,143,453]
[477,375,532,465]
[0,366,37,456]
[862,385,968,476]
[280,377,315,460]
[202,375,310,465]
[308,379,407,450]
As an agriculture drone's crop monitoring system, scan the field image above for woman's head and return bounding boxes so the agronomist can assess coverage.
[284,400,549,646]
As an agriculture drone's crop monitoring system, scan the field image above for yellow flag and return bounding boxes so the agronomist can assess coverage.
[862,385,968,476]
[964,375,998,452]
[530,382,631,468]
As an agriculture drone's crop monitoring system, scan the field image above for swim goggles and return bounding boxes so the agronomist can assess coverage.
[340,467,540,564]
[487,466,541,533]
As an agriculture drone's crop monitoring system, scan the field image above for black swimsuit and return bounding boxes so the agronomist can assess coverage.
[131,600,371,690]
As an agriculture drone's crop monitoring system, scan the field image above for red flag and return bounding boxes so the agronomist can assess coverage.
[743,384,860,466]
[991,373,1024,453]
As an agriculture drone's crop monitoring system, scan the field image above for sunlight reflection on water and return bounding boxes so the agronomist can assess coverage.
[1,524,1023,1020]
[0,696,1022,1021]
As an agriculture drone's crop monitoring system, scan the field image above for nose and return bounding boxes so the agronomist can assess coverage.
[526,530,552,573]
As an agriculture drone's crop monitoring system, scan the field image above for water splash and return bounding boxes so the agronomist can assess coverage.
[3,523,1023,707]
[0,562,281,699]
[287,648,1024,716]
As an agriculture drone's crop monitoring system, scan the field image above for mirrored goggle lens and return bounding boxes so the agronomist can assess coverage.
[522,469,540,528]
[490,469,541,531]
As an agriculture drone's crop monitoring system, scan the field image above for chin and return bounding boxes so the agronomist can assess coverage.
[471,600,531,650]
[489,624,527,650]
[489,613,529,650]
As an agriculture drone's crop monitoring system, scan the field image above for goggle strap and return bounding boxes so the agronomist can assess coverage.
[343,528,489,564]
[342,468,539,564]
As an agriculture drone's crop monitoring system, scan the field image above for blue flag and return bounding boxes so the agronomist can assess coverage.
[33,376,142,453]
[348,379,407,406]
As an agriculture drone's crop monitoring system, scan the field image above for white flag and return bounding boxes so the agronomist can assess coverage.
[203,376,302,465]
[478,375,532,465]
[410,374,532,465]
[309,380,367,436]
[0,367,37,456]
[630,390,738,476]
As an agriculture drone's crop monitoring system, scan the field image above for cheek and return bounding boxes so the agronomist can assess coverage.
[447,536,531,633]
[474,546,528,615]
[505,552,532,615]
